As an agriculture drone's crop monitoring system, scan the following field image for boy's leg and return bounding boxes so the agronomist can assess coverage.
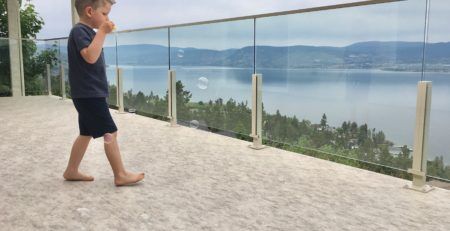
[104,132,145,186]
[63,135,94,181]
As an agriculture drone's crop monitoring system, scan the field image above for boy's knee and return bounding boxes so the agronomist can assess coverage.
[103,132,115,144]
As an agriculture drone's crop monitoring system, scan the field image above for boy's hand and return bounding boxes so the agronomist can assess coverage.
[99,21,115,34]
[80,21,115,64]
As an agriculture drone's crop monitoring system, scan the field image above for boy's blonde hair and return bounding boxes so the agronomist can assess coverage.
[75,0,116,16]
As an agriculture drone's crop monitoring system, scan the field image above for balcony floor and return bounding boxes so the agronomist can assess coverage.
[0,96,449,230]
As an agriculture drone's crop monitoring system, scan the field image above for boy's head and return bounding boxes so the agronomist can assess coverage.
[75,0,116,28]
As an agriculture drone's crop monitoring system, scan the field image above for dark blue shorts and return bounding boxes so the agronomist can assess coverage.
[72,98,118,139]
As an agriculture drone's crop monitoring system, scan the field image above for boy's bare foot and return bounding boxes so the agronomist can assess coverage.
[114,171,145,186]
[63,171,94,181]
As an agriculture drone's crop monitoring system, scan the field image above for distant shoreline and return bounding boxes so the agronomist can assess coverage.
[105,65,450,74]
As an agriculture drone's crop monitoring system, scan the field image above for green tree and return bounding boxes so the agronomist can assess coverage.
[320,113,327,128]
[378,145,393,165]
[1,0,57,96]
[395,145,412,170]
[427,156,446,178]
[175,80,192,120]
[358,123,369,145]
[0,0,45,38]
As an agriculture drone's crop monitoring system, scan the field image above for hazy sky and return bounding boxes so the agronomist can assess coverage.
[31,0,359,39]
[28,0,450,48]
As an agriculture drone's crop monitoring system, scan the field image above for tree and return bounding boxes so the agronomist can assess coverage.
[358,123,368,145]
[320,113,327,128]
[175,80,192,120]
[1,0,57,96]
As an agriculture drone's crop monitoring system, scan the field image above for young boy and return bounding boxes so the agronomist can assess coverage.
[63,0,144,186]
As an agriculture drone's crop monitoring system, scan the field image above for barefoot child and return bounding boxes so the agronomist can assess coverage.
[63,0,144,186]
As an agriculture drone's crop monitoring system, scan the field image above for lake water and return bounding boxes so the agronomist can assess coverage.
[106,66,450,164]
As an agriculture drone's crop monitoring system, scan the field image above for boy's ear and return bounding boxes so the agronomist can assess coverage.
[84,6,94,18]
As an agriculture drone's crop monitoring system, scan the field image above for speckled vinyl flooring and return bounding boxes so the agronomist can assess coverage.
[0,96,449,231]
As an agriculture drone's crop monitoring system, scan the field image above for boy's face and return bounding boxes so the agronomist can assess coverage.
[84,2,112,29]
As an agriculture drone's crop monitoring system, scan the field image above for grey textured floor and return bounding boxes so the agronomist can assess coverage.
[0,96,449,231]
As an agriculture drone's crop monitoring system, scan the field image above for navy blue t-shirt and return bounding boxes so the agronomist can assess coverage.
[68,23,108,98]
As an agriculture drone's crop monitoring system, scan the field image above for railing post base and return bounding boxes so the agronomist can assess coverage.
[405,81,433,193]
[167,119,179,127]
[404,181,434,193]
[168,70,178,127]
[249,136,266,150]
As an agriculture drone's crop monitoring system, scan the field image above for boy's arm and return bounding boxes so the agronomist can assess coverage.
[80,21,115,64]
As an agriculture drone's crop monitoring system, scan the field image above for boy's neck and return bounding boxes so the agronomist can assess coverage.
[78,18,95,29]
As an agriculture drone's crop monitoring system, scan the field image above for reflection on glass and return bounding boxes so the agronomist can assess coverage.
[44,39,62,97]
[104,34,118,106]
[170,19,254,136]
[256,0,426,173]
[58,39,70,98]
[0,38,12,96]
[45,39,61,96]
[22,39,59,95]
[423,0,450,180]
[115,29,169,117]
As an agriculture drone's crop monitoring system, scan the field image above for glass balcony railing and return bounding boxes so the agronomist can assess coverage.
[2,0,449,182]
[0,37,62,96]
[104,34,118,106]
[257,0,427,176]
[424,0,450,181]
[170,20,254,135]
[57,38,70,98]
[46,39,63,97]
[22,38,59,96]
[116,29,169,117]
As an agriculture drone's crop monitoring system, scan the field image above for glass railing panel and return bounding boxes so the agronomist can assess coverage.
[22,39,59,95]
[104,34,118,106]
[116,29,169,117]
[0,38,12,96]
[22,39,44,95]
[256,0,427,172]
[45,39,61,96]
[58,39,70,98]
[170,20,254,136]
[423,0,450,181]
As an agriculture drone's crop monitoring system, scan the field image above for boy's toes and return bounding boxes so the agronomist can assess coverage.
[114,172,145,186]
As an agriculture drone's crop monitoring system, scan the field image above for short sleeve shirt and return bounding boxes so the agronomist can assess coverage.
[68,23,109,98]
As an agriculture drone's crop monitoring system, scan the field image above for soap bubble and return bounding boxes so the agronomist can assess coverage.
[197,77,208,90]
[189,120,200,129]
[177,49,184,58]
